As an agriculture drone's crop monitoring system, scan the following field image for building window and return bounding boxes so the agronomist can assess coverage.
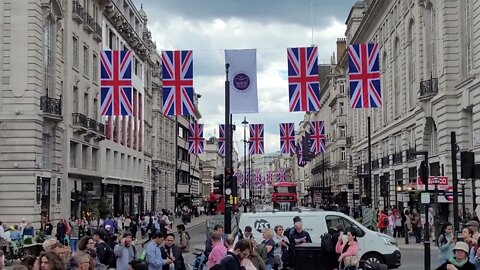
[340,126,346,138]
[341,147,346,161]
[408,127,415,149]
[84,93,89,117]
[82,145,88,169]
[42,133,52,169]
[393,38,400,117]
[73,86,79,113]
[339,83,345,94]
[44,17,54,94]
[92,148,98,171]
[384,139,389,156]
[70,141,77,168]
[464,0,472,74]
[395,134,402,153]
[339,102,344,115]
[430,123,438,155]
[428,4,437,77]
[93,98,98,120]
[83,44,89,77]
[93,53,98,82]
[73,36,79,69]
[408,20,416,109]
[382,51,388,125]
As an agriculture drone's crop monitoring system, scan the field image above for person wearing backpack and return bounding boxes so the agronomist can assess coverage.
[377,210,388,234]
[114,232,138,270]
[176,224,190,253]
[93,229,115,268]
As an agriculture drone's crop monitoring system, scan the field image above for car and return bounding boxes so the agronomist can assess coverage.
[238,210,401,269]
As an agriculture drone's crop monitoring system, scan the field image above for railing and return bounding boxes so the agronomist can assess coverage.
[83,13,95,32]
[72,0,84,22]
[406,148,416,161]
[87,118,98,132]
[356,165,362,174]
[346,136,353,146]
[94,23,102,41]
[40,96,62,116]
[420,78,438,97]
[372,160,379,170]
[72,113,88,128]
[382,156,389,167]
[393,152,403,164]
[97,123,105,135]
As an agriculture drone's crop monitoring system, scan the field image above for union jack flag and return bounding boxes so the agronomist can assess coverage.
[348,43,382,108]
[162,50,195,116]
[236,171,244,187]
[287,47,321,112]
[254,170,262,187]
[245,172,250,186]
[280,123,295,155]
[277,169,286,182]
[310,121,326,154]
[296,141,307,167]
[100,50,133,116]
[188,123,204,154]
[265,171,273,185]
[218,124,225,156]
[249,124,264,155]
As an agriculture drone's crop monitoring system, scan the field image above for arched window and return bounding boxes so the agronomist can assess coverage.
[407,19,416,109]
[393,38,400,117]
[44,16,54,95]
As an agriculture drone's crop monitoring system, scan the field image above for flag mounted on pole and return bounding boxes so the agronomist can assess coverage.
[296,141,307,167]
[218,124,225,156]
[249,124,264,155]
[287,47,321,112]
[277,169,286,182]
[280,123,295,155]
[266,171,273,185]
[310,121,326,154]
[100,50,133,116]
[188,123,204,154]
[162,50,195,116]
[347,43,381,108]
[225,49,259,114]
[236,171,244,188]
[254,170,262,187]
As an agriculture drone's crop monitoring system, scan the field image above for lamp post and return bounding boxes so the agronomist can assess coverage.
[459,178,467,222]
[241,117,248,212]
[432,177,440,219]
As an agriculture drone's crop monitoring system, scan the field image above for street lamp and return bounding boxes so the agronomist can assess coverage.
[432,177,440,219]
[459,178,467,222]
[241,117,248,212]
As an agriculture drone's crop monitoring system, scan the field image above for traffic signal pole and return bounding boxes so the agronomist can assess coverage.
[224,63,232,234]
[415,150,430,270]
[451,132,459,233]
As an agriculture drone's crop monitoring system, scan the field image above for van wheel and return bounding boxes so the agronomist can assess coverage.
[362,253,385,265]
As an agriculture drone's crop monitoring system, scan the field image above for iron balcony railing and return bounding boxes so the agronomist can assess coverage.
[381,156,389,167]
[40,96,62,116]
[372,160,379,170]
[94,23,102,40]
[420,78,438,97]
[97,123,105,135]
[87,118,98,132]
[406,148,416,161]
[72,0,84,23]
[393,152,403,164]
[72,113,88,128]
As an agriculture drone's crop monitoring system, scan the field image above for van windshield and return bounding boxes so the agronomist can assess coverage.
[325,215,365,237]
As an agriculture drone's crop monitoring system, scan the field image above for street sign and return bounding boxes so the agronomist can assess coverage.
[417,176,449,190]
[444,186,454,201]
[421,192,430,204]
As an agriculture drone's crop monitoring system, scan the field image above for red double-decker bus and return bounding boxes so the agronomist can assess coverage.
[272,182,297,211]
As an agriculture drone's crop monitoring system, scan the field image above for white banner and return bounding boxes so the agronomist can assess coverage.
[225,49,258,113]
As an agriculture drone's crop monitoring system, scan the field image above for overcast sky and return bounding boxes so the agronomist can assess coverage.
[133,0,356,156]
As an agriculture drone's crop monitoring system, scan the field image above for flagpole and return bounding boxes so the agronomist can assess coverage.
[367,116,373,208]
[242,117,248,212]
[224,63,232,234]
[174,116,178,212]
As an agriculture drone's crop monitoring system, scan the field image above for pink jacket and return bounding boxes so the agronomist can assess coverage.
[335,238,359,261]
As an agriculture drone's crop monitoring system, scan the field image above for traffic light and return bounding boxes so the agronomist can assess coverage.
[461,151,475,179]
[224,173,238,197]
[380,176,387,197]
[418,160,429,185]
[213,174,224,195]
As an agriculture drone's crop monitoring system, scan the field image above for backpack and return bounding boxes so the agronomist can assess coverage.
[382,217,389,226]
[139,249,147,262]
[255,242,268,260]
[320,233,335,253]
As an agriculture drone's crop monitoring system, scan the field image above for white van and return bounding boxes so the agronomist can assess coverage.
[238,210,401,269]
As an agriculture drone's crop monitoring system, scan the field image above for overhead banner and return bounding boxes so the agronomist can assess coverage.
[225,49,259,114]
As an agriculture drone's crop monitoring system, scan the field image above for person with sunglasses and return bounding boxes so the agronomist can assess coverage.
[272,225,289,270]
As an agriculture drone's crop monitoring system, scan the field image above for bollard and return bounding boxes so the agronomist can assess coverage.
[404,223,409,244]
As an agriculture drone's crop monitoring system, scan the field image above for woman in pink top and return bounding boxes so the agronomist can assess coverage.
[336,228,360,270]
[206,231,227,269]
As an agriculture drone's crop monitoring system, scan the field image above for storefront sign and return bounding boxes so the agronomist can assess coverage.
[56,178,61,204]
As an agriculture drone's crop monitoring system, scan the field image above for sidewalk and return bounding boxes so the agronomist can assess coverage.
[397,242,438,251]
[173,214,207,230]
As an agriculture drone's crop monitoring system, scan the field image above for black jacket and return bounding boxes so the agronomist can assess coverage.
[161,244,186,270]
[436,261,475,270]
[218,251,241,270]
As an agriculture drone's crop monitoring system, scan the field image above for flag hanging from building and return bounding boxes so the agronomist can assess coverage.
[347,43,382,108]
[100,50,133,116]
[162,50,195,116]
[236,171,244,188]
[277,169,286,182]
[287,47,321,112]
[310,121,326,154]
[245,172,251,187]
[266,171,273,185]
[254,170,262,187]
[249,124,264,155]
[225,49,259,114]
[296,141,307,167]
[280,123,295,155]
[218,124,225,156]
[188,123,204,154]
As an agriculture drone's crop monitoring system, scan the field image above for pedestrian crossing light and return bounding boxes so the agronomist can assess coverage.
[213,174,224,195]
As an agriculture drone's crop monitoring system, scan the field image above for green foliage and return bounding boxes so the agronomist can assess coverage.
[23,238,33,245]
[83,198,113,219]
[35,230,46,243]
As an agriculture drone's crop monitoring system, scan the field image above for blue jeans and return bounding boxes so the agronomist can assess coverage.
[70,238,78,251]
[265,263,272,270]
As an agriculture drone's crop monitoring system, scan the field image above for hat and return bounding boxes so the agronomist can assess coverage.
[293,216,302,223]
[466,220,479,227]
[453,242,470,254]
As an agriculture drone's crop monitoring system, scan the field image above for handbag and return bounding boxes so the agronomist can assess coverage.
[343,255,359,267]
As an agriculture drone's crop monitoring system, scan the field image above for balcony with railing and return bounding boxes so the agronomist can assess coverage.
[87,118,98,132]
[97,123,106,140]
[346,136,353,147]
[72,0,84,23]
[83,13,95,33]
[372,159,379,170]
[406,148,416,161]
[381,156,389,167]
[40,95,62,122]
[393,152,403,164]
[72,113,88,132]
[93,23,102,41]
[419,77,438,100]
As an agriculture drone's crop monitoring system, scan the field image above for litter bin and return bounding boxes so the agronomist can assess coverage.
[294,243,332,270]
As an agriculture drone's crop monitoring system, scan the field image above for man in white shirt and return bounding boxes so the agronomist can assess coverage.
[0,221,5,239]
